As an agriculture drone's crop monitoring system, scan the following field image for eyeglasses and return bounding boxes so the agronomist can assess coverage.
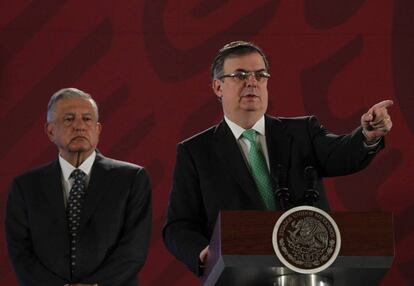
[219,70,270,82]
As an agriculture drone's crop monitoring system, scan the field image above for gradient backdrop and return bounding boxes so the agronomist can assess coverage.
[1,0,413,285]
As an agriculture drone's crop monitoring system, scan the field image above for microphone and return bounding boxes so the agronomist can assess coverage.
[304,166,319,206]
[273,164,291,210]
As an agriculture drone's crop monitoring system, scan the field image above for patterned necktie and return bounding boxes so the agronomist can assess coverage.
[67,169,86,272]
[242,129,276,210]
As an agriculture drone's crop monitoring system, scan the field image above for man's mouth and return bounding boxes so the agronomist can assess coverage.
[71,136,87,142]
[241,93,258,98]
[241,88,259,97]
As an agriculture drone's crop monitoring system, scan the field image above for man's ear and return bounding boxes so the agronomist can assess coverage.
[212,79,223,101]
[96,122,102,135]
[45,122,55,142]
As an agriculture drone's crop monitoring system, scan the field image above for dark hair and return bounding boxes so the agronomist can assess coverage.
[211,41,269,80]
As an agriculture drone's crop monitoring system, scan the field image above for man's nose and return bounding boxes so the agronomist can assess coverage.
[73,117,86,130]
[245,73,258,86]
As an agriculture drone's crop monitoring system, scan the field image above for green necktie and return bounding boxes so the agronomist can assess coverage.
[242,129,276,210]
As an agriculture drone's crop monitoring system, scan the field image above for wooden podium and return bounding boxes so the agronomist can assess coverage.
[201,211,394,286]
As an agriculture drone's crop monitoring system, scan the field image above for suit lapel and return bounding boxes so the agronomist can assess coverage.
[265,116,292,180]
[40,160,70,251]
[79,153,108,233]
[213,120,263,207]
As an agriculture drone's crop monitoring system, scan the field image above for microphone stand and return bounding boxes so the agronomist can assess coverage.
[273,164,291,211]
[304,166,320,206]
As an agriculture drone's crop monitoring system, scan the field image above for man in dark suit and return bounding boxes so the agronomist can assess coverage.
[6,88,151,286]
[163,41,393,275]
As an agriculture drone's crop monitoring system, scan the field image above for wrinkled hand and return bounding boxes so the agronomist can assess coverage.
[361,100,393,143]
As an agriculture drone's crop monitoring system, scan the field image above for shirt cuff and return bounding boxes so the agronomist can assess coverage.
[362,129,382,148]
[363,139,381,148]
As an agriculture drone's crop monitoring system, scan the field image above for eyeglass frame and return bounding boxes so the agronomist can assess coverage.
[218,70,271,82]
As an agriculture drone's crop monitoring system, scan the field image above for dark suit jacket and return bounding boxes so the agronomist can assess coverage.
[6,152,152,286]
[163,115,383,275]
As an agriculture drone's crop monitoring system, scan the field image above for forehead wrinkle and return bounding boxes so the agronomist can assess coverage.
[61,112,94,118]
[223,56,266,73]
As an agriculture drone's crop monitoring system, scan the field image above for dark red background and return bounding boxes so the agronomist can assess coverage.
[1,1,413,285]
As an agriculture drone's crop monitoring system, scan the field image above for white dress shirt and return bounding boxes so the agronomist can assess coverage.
[59,151,96,208]
[224,116,270,171]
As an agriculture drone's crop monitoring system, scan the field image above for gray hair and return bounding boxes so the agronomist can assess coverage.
[47,88,99,122]
[211,41,270,80]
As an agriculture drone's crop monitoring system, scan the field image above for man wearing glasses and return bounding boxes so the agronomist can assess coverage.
[163,41,392,275]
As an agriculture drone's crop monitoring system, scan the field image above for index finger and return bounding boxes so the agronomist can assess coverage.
[372,99,393,110]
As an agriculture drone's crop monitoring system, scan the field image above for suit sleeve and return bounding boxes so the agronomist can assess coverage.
[83,168,152,286]
[5,179,69,286]
[163,143,209,276]
[308,116,384,176]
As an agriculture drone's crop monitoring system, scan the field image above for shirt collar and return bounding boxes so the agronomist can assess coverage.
[59,151,96,181]
[224,115,266,139]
